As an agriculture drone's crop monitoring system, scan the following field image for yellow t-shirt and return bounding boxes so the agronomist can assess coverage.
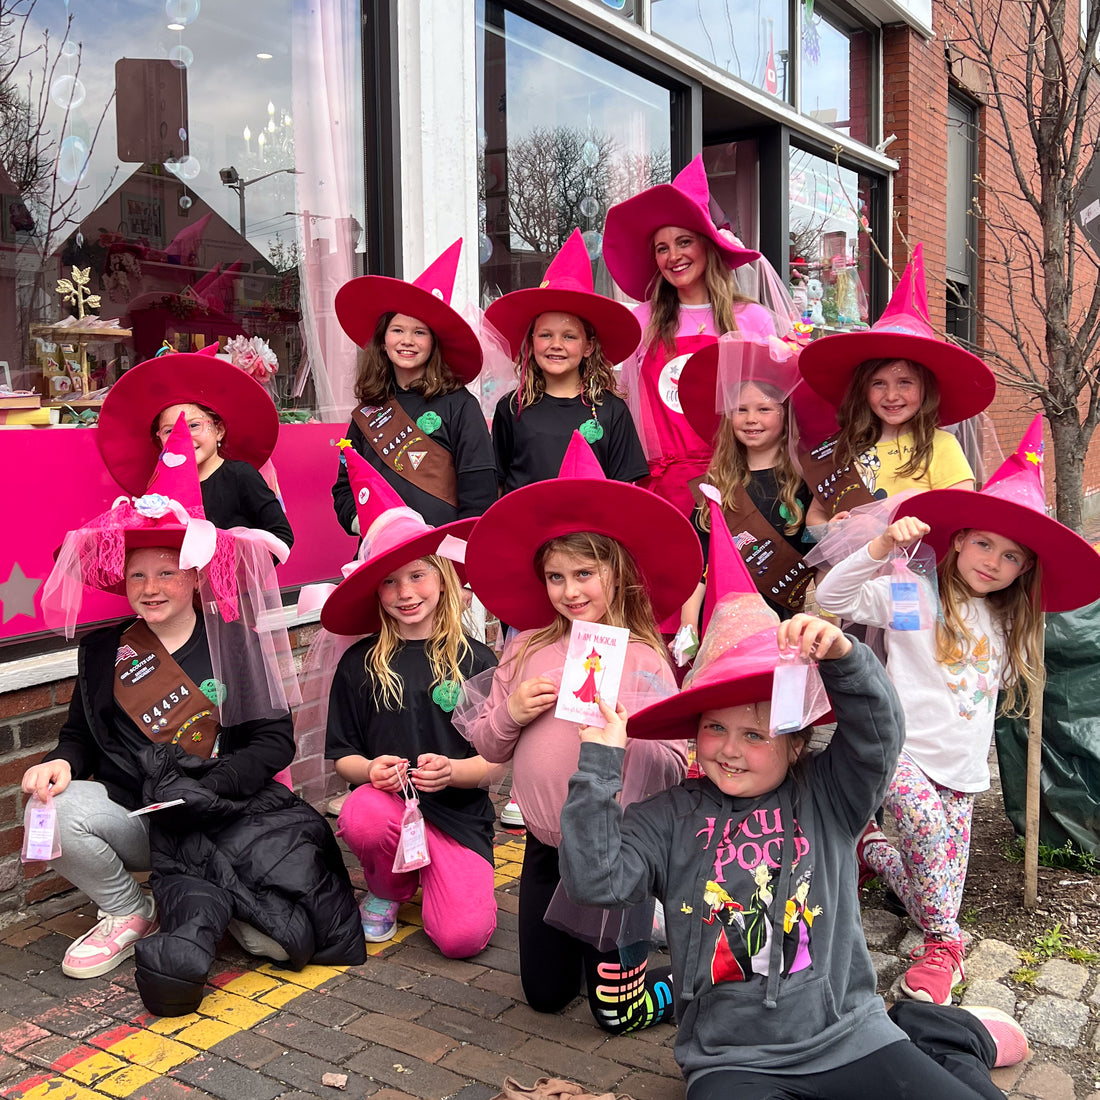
[855,429,973,498]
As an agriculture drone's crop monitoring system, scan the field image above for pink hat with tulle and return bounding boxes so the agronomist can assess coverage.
[629,484,831,740]
[602,155,762,302]
[484,229,641,363]
[894,415,1100,611]
[318,446,475,635]
[335,239,483,383]
[798,243,995,426]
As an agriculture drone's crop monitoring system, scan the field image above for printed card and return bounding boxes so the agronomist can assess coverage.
[554,620,631,728]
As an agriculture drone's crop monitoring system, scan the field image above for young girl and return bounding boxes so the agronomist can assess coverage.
[558,541,1028,1099]
[332,239,497,531]
[317,447,499,957]
[815,417,1100,1005]
[485,228,648,491]
[461,432,703,1031]
[602,155,789,519]
[798,244,994,525]
[678,334,813,622]
[32,415,362,1016]
[96,344,293,548]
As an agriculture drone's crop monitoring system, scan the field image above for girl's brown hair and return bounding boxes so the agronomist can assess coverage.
[501,532,667,682]
[354,312,462,405]
[366,555,471,710]
[510,314,623,415]
[695,382,804,536]
[834,358,940,480]
[934,530,1043,716]
[643,235,756,356]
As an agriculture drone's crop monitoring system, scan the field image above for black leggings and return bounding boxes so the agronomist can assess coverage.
[686,1001,1003,1100]
[518,832,674,1034]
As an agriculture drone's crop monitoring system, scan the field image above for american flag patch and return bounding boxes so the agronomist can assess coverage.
[115,644,138,666]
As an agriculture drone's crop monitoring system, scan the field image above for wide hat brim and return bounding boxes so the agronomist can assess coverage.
[484,288,641,365]
[797,331,995,426]
[320,518,476,636]
[603,185,762,303]
[464,481,703,631]
[893,490,1100,612]
[96,355,280,495]
[678,342,723,444]
[334,276,483,383]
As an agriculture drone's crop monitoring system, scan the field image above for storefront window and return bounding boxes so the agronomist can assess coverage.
[650,0,790,101]
[798,2,873,144]
[476,2,674,302]
[788,146,872,333]
[0,0,364,423]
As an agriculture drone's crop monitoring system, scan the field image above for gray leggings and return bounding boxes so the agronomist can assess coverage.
[52,781,153,918]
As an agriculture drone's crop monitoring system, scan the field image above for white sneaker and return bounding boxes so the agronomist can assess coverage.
[500,798,525,828]
[62,906,158,979]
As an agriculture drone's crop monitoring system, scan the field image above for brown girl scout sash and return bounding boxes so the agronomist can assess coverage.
[693,478,812,611]
[352,401,458,508]
[798,434,875,517]
[114,621,220,759]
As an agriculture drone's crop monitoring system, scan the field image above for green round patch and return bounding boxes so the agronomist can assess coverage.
[200,678,227,706]
[579,417,604,443]
[431,680,463,712]
[417,411,443,434]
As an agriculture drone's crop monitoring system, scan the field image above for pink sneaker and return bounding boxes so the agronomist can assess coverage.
[62,908,158,979]
[962,1005,1030,1067]
[900,937,965,1005]
[855,820,889,889]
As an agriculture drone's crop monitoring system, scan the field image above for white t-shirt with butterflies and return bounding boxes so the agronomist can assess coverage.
[815,545,1006,793]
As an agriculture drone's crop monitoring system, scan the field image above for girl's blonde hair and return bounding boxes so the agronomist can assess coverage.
[354,312,462,405]
[934,530,1043,716]
[834,358,940,480]
[366,555,471,710]
[510,314,623,414]
[501,532,667,683]
[643,236,756,356]
[695,382,804,536]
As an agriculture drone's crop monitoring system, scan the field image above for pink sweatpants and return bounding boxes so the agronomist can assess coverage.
[337,786,497,959]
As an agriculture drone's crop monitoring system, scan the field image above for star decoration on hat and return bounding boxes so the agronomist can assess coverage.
[336,438,352,449]
[0,562,43,624]
[1025,450,1041,465]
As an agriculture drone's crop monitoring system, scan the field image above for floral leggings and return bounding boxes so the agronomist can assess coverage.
[862,756,974,941]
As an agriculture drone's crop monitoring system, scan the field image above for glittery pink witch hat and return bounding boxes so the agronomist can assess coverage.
[894,414,1100,611]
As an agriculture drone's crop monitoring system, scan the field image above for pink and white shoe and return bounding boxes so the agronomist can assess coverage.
[962,1005,1030,1067]
[62,907,158,979]
[900,937,965,1005]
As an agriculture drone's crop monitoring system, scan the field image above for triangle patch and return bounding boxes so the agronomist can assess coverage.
[408,451,427,470]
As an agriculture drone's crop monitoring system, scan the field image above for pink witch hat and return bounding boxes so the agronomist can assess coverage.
[335,239,483,383]
[798,243,995,426]
[41,413,290,636]
[317,445,476,636]
[895,415,1100,611]
[465,431,702,631]
[602,154,762,302]
[630,482,830,741]
[483,228,641,363]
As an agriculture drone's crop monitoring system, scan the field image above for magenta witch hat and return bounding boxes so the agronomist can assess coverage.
[483,229,641,363]
[894,415,1100,611]
[798,243,995,426]
[464,432,702,631]
[96,344,280,496]
[318,446,475,636]
[335,239,483,383]
[602,154,762,302]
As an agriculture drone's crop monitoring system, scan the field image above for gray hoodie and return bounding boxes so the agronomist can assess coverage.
[559,641,909,1087]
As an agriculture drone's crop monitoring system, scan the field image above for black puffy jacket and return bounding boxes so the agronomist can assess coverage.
[133,745,366,1017]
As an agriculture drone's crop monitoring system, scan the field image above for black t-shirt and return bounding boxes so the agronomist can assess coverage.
[492,389,649,492]
[332,387,497,532]
[691,468,812,620]
[325,634,498,863]
[201,459,294,548]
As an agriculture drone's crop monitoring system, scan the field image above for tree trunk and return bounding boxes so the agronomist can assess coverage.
[1047,408,1086,533]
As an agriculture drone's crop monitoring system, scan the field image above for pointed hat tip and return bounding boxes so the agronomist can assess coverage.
[558,431,606,480]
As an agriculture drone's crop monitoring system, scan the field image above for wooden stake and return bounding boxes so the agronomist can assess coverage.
[1023,616,1046,907]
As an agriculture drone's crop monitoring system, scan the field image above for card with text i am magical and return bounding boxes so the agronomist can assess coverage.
[554,620,630,728]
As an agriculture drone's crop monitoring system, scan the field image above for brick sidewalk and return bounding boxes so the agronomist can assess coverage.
[0,831,1096,1100]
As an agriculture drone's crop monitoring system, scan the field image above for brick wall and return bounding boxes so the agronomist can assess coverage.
[887,6,1100,515]
[0,620,338,924]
